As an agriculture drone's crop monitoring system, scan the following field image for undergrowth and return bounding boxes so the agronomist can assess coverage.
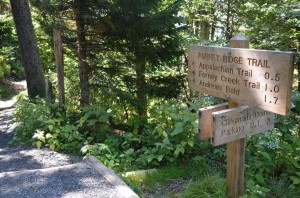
[12,95,300,197]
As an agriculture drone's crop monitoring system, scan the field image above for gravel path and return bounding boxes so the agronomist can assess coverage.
[0,106,137,198]
[0,162,119,198]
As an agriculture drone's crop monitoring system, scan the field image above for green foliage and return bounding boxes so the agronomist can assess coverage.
[0,12,24,79]
[241,0,300,51]
[13,96,112,153]
[138,100,197,165]
[13,97,50,144]
[81,99,198,170]
[244,111,300,196]
[0,55,10,77]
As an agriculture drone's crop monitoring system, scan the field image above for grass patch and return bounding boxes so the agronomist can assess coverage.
[123,156,299,197]
[123,156,226,197]
[180,175,226,198]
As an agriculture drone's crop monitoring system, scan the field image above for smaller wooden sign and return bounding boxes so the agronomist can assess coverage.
[212,106,275,146]
[198,103,228,140]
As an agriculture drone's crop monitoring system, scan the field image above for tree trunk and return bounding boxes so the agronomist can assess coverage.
[10,0,45,99]
[200,20,210,39]
[199,10,210,39]
[75,0,89,106]
[225,0,233,41]
[135,57,147,117]
[53,28,65,108]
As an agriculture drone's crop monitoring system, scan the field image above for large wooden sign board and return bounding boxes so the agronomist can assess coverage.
[188,46,295,115]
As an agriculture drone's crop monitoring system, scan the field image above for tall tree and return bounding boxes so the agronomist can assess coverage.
[74,0,90,106]
[10,0,45,98]
[105,0,184,117]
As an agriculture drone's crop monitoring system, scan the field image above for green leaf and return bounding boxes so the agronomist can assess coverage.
[125,148,134,155]
[290,176,300,185]
[288,158,300,168]
[162,131,168,138]
[260,151,271,160]
[80,146,88,154]
[48,125,54,132]
[88,119,96,126]
[40,136,45,143]
[255,174,265,184]
[79,118,85,126]
[174,147,181,157]
[50,144,55,151]
[157,155,164,162]
[35,141,42,149]
[148,155,154,163]
[171,122,184,136]
[46,133,53,139]
[280,142,292,151]
[187,140,194,147]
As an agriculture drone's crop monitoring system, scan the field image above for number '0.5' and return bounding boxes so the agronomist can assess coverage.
[265,72,280,81]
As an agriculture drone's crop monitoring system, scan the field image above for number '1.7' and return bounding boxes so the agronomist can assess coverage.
[265,95,278,104]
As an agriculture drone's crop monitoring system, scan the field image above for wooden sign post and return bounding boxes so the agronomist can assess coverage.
[227,34,248,198]
[188,33,295,198]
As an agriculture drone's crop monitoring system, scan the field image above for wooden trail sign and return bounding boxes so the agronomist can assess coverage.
[188,46,295,115]
[190,34,294,198]
[212,106,275,146]
[198,104,275,145]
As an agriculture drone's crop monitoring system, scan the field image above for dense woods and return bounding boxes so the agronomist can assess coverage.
[1,0,300,197]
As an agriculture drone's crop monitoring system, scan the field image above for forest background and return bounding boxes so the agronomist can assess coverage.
[1,0,300,197]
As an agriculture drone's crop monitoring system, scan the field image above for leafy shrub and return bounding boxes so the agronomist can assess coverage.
[81,99,199,170]
[245,111,300,196]
[13,96,50,144]
[135,99,197,166]
[13,96,112,153]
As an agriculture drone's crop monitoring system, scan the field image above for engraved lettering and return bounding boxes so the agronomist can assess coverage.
[199,80,223,91]
[237,68,252,77]
[223,56,243,64]
[221,125,245,137]
[198,53,220,61]
[198,63,233,74]
[221,75,240,85]
[244,80,260,89]
[225,86,240,95]
[198,71,218,82]
[247,58,270,68]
